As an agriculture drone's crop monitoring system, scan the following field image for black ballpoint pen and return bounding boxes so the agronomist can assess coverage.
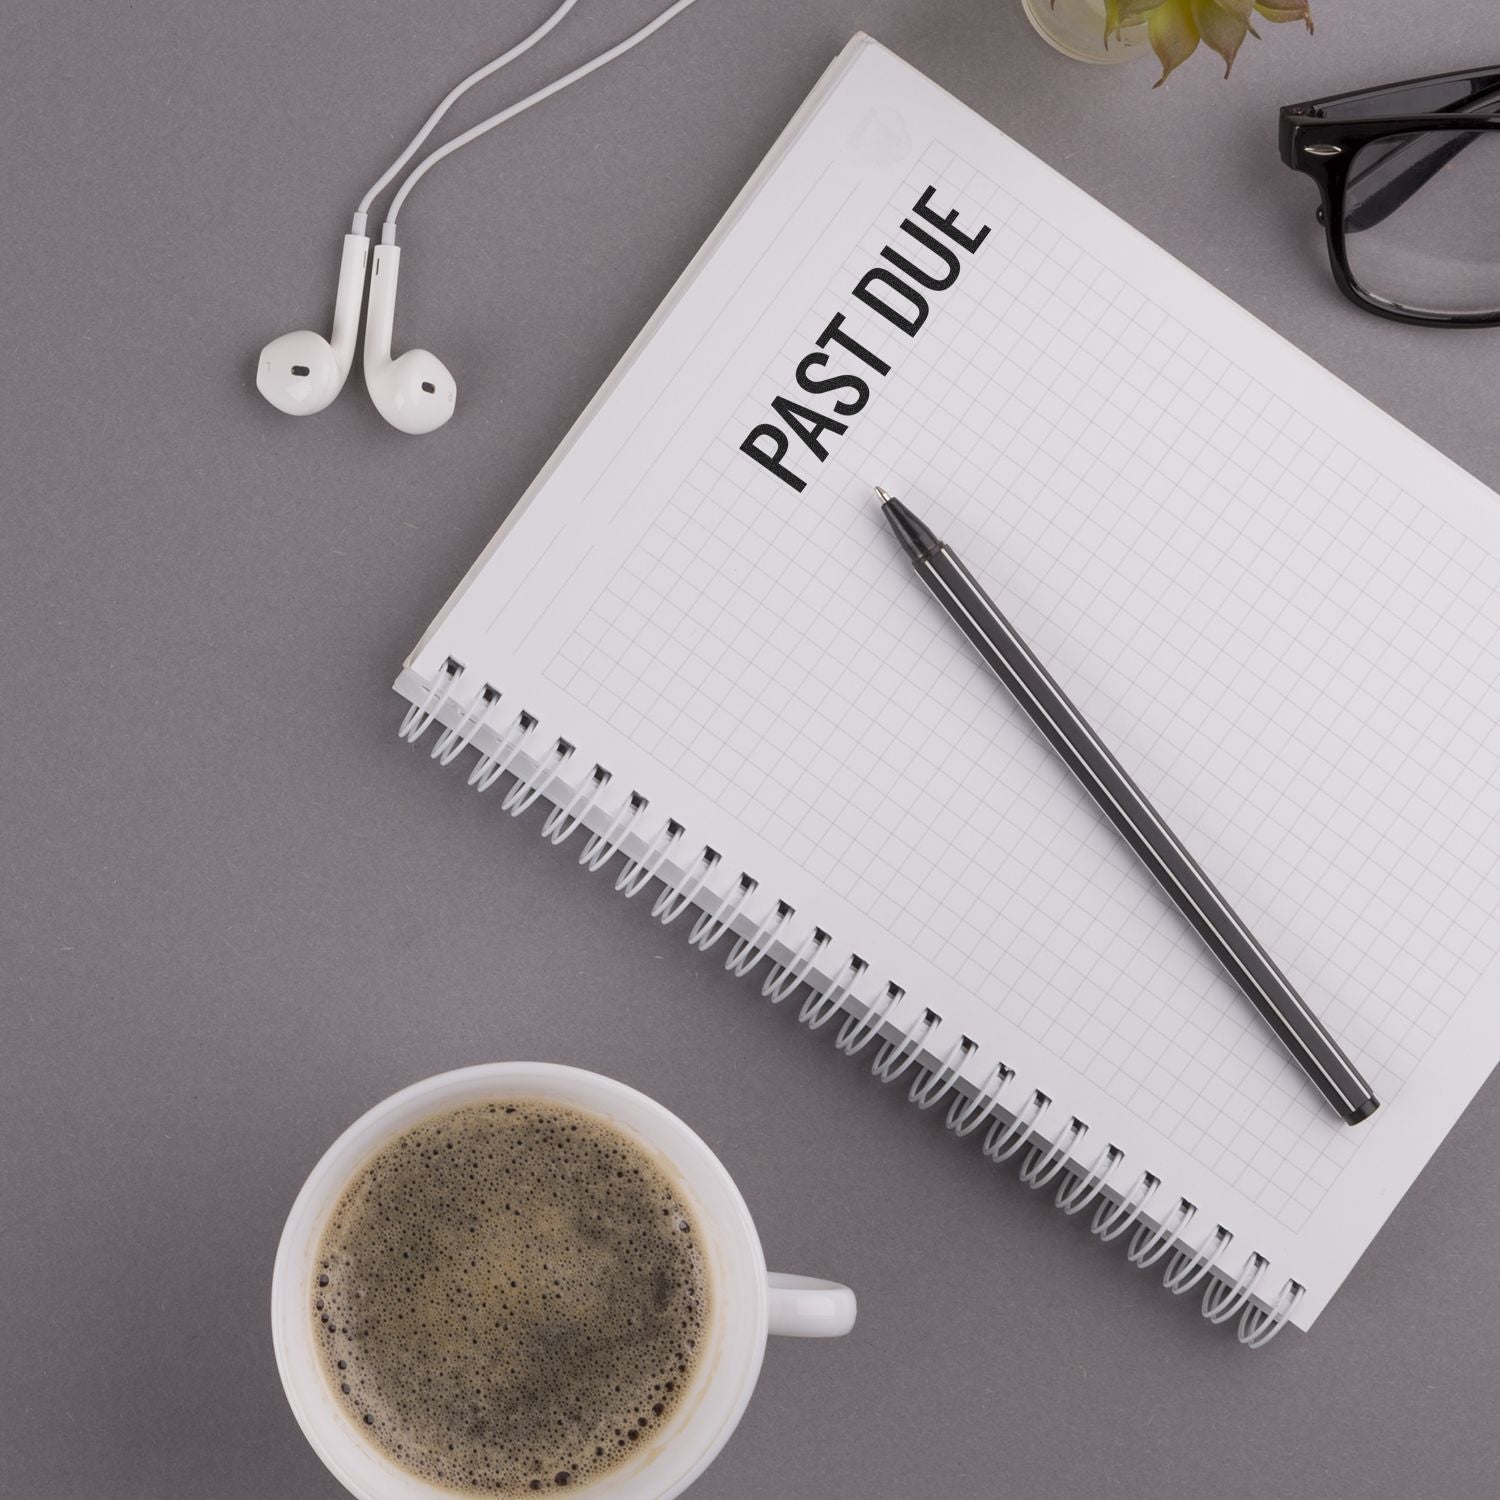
[878,486,1379,1127]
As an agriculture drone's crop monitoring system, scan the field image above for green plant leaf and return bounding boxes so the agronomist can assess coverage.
[1117,0,1166,24]
[1192,0,1252,76]
[1148,0,1201,86]
[1215,0,1256,19]
[1254,0,1314,29]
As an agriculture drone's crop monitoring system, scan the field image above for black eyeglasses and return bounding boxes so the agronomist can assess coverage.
[1280,66,1500,327]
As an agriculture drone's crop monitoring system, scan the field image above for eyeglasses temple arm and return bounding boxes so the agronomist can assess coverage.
[1336,78,1500,233]
[1342,130,1481,233]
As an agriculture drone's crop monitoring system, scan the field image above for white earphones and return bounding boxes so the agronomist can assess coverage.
[254,0,706,436]
[256,232,368,416]
[362,243,456,435]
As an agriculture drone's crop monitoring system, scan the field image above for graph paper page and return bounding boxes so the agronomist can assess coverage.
[406,37,1500,1328]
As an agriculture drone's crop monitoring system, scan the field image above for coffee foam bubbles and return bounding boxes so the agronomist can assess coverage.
[313,1100,709,1495]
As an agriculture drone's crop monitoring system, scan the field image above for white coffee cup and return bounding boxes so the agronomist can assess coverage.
[272,1063,856,1500]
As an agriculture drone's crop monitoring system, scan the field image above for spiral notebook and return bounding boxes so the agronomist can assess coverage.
[394,35,1500,1343]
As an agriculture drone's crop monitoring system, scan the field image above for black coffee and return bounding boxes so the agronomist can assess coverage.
[312,1099,709,1495]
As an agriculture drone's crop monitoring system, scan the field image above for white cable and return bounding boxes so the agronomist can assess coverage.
[350,0,580,235]
[381,0,706,239]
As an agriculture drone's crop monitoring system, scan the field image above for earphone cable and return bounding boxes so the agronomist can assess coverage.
[378,0,706,241]
[351,0,580,234]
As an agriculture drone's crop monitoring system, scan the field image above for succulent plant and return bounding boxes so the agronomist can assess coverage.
[1107,0,1314,85]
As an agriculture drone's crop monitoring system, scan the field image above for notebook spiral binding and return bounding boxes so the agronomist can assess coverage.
[400,661,1305,1348]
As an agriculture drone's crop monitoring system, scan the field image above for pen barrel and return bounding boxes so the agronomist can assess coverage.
[919,547,1378,1126]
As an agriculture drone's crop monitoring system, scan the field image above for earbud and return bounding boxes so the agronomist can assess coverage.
[256,233,369,415]
[254,0,703,436]
[363,242,456,435]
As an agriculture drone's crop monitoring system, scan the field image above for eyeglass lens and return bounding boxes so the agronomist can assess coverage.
[1342,130,1500,317]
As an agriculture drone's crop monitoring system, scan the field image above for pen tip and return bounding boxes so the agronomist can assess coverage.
[874,485,893,505]
[879,491,941,562]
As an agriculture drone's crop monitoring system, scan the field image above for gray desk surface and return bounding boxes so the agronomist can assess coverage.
[5,1,1500,1496]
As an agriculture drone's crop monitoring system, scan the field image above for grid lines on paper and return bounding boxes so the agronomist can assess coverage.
[544,143,1500,1232]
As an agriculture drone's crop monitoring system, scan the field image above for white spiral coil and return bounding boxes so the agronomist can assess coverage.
[870,1006,936,1084]
[911,1034,974,1110]
[798,956,865,1032]
[834,981,904,1059]
[945,1061,1011,1137]
[689,875,752,953]
[726,901,789,977]
[984,1089,1049,1165]
[763,929,828,1004]
[1055,1143,1120,1216]
[1019,1116,1086,1191]
[397,665,1306,1348]
[1091,1170,1157,1243]
[542,766,609,846]
[578,793,643,872]
[1128,1199,1195,1270]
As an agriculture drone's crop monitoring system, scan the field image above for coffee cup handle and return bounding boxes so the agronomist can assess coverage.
[766,1272,857,1338]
